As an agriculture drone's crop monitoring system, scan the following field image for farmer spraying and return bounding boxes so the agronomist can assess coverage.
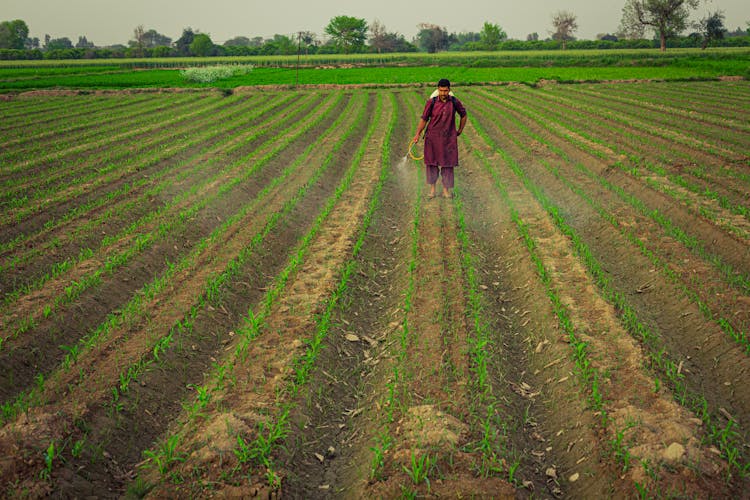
[412,79,468,199]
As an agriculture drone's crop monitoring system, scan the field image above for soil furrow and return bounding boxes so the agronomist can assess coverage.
[0,93,302,296]
[458,127,623,498]
[0,93,348,403]
[277,91,418,498]
[468,88,750,287]
[0,91,372,497]
[466,100,731,497]
[0,92,307,249]
[132,92,388,498]
[464,89,750,345]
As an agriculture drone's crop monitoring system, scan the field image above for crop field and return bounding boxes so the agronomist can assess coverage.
[0,80,749,498]
[1,48,748,90]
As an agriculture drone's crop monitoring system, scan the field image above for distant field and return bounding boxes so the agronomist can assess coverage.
[1,46,749,68]
[0,47,747,89]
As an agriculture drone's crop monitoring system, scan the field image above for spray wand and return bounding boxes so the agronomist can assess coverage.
[407,140,423,161]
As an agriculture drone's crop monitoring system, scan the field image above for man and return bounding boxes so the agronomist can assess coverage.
[412,79,468,199]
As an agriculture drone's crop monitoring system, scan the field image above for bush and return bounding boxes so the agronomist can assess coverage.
[179,64,253,83]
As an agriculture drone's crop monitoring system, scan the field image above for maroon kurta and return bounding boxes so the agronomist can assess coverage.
[421,97,467,167]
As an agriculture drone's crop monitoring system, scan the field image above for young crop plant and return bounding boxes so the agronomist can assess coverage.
[402,450,436,490]
[137,92,379,485]
[39,441,56,480]
[469,88,750,352]
[468,93,750,480]
[2,94,336,331]
[141,434,185,475]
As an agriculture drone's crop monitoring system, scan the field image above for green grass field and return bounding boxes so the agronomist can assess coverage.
[0,47,747,90]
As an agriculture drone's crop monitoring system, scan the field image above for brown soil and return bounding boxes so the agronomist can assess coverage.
[0,82,748,498]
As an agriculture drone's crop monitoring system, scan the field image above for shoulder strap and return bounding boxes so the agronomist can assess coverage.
[427,96,438,117]
[428,95,457,117]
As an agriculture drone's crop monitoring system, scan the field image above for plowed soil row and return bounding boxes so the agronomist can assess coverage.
[491,86,750,238]
[462,87,750,437]
[1,93,201,155]
[0,92,351,402]
[0,90,371,496]
[463,88,749,339]
[0,81,748,498]
[0,92,305,296]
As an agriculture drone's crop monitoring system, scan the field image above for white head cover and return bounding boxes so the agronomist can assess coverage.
[429,89,455,98]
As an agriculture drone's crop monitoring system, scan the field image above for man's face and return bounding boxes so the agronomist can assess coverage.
[437,86,450,102]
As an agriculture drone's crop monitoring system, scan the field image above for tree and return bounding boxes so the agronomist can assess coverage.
[369,20,411,53]
[416,23,449,53]
[479,22,507,50]
[224,36,251,47]
[694,11,727,49]
[175,28,196,56]
[298,31,317,55]
[189,33,215,56]
[0,19,29,50]
[369,19,388,53]
[597,33,619,41]
[46,37,73,50]
[325,16,368,53]
[526,32,539,41]
[132,25,146,57]
[76,36,94,49]
[617,0,647,40]
[142,29,171,48]
[619,0,699,51]
[551,11,578,49]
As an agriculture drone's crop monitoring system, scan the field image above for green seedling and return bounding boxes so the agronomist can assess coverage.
[402,451,435,490]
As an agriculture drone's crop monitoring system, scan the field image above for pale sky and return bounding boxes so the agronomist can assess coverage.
[3,0,748,46]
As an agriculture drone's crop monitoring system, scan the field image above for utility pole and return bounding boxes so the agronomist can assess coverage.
[296,31,301,87]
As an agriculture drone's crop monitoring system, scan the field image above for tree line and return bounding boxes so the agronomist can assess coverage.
[1,4,749,61]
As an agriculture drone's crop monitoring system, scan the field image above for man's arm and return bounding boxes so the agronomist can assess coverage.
[457,114,467,136]
[412,118,428,144]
